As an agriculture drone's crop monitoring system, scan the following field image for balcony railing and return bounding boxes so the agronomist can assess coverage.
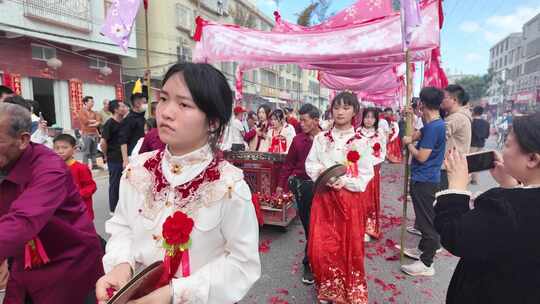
[23,0,92,33]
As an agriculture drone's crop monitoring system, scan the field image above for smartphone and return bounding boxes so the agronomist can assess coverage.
[466,150,496,173]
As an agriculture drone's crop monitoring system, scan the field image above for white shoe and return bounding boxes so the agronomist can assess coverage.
[403,247,422,260]
[364,234,372,242]
[401,260,435,276]
[395,245,443,260]
[407,226,422,236]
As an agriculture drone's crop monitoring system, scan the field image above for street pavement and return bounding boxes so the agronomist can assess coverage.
[87,143,498,304]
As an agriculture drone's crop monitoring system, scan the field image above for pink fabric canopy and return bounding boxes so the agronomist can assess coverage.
[193,0,441,107]
[193,0,439,65]
[272,0,396,33]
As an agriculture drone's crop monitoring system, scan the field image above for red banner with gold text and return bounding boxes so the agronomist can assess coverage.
[69,79,83,129]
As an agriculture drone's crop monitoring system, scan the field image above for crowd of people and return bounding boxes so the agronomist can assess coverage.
[0,62,539,304]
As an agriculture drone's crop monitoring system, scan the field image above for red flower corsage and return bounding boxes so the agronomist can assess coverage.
[373,143,382,158]
[158,211,194,287]
[347,150,360,163]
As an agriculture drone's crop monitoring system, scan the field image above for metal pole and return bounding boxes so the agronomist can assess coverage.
[144,5,152,117]
[400,50,413,264]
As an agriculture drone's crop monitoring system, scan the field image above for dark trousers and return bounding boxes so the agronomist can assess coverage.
[410,181,440,267]
[289,177,315,267]
[440,170,449,190]
[108,161,123,212]
[82,134,99,166]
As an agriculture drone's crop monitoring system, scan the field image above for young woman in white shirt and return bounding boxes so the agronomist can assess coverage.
[267,109,296,154]
[357,107,387,241]
[306,92,376,304]
[95,63,261,304]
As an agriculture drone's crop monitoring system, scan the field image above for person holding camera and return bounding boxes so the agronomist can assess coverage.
[435,112,540,304]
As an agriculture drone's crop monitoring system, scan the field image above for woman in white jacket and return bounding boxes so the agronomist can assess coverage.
[95,63,261,304]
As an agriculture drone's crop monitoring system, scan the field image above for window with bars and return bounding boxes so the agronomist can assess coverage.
[176,3,194,32]
[104,0,113,18]
[177,46,192,62]
[89,55,108,69]
[31,44,56,60]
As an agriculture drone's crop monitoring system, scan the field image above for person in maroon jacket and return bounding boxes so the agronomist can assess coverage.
[139,118,165,154]
[0,103,103,303]
[276,103,321,285]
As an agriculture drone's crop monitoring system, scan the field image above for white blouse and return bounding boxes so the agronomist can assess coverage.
[389,121,400,142]
[269,124,296,153]
[306,127,375,193]
[103,145,261,304]
[357,127,387,165]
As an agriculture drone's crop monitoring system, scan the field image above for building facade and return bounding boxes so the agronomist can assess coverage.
[0,0,136,129]
[488,13,540,111]
[122,0,329,112]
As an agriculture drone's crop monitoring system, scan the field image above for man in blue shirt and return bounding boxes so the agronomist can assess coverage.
[401,87,447,277]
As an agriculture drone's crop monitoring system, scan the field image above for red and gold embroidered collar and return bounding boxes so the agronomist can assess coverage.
[143,150,221,209]
[324,127,362,145]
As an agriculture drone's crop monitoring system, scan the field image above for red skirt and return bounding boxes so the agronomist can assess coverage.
[251,193,264,226]
[387,137,403,163]
[308,189,370,304]
[365,165,381,239]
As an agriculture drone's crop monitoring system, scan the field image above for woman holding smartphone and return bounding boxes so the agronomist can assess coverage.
[435,112,540,304]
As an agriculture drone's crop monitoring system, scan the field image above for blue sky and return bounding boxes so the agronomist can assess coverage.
[256,0,540,76]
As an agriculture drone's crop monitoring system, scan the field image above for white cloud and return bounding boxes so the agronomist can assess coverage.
[459,5,540,43]
[465,52,483,62]
[459,21,480,33]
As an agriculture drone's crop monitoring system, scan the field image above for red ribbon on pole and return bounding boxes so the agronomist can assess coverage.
[143,0,148,10]
[193,16,205,41]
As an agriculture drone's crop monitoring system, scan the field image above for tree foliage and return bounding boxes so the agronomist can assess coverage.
[297,3,319,26]
[455,74,491,102]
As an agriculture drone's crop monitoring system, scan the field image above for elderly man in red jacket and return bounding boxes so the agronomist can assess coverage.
[0,102,103,303]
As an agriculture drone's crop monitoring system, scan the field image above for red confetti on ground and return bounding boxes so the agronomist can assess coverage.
[268,296,289,304]
[421,289,433,298]
[385,253,400,261]
[259,239,272,253]
[394,274,407,280]
[276,288,289,296]
[373,277,386,289]
[290,261,300,274]
[298,239,305,243]
[385,239,397,248]
[298,231,304,235]
[380,214,402,230]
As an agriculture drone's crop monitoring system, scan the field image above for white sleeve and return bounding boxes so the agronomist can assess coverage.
[389,123,399,142]
[284,126,296,153]
[102,175,136,273]
[171,182,261,304]
[30,128,48,144]
[130,138,144,159]
[305,136,325,182]
[341,141,374,192]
